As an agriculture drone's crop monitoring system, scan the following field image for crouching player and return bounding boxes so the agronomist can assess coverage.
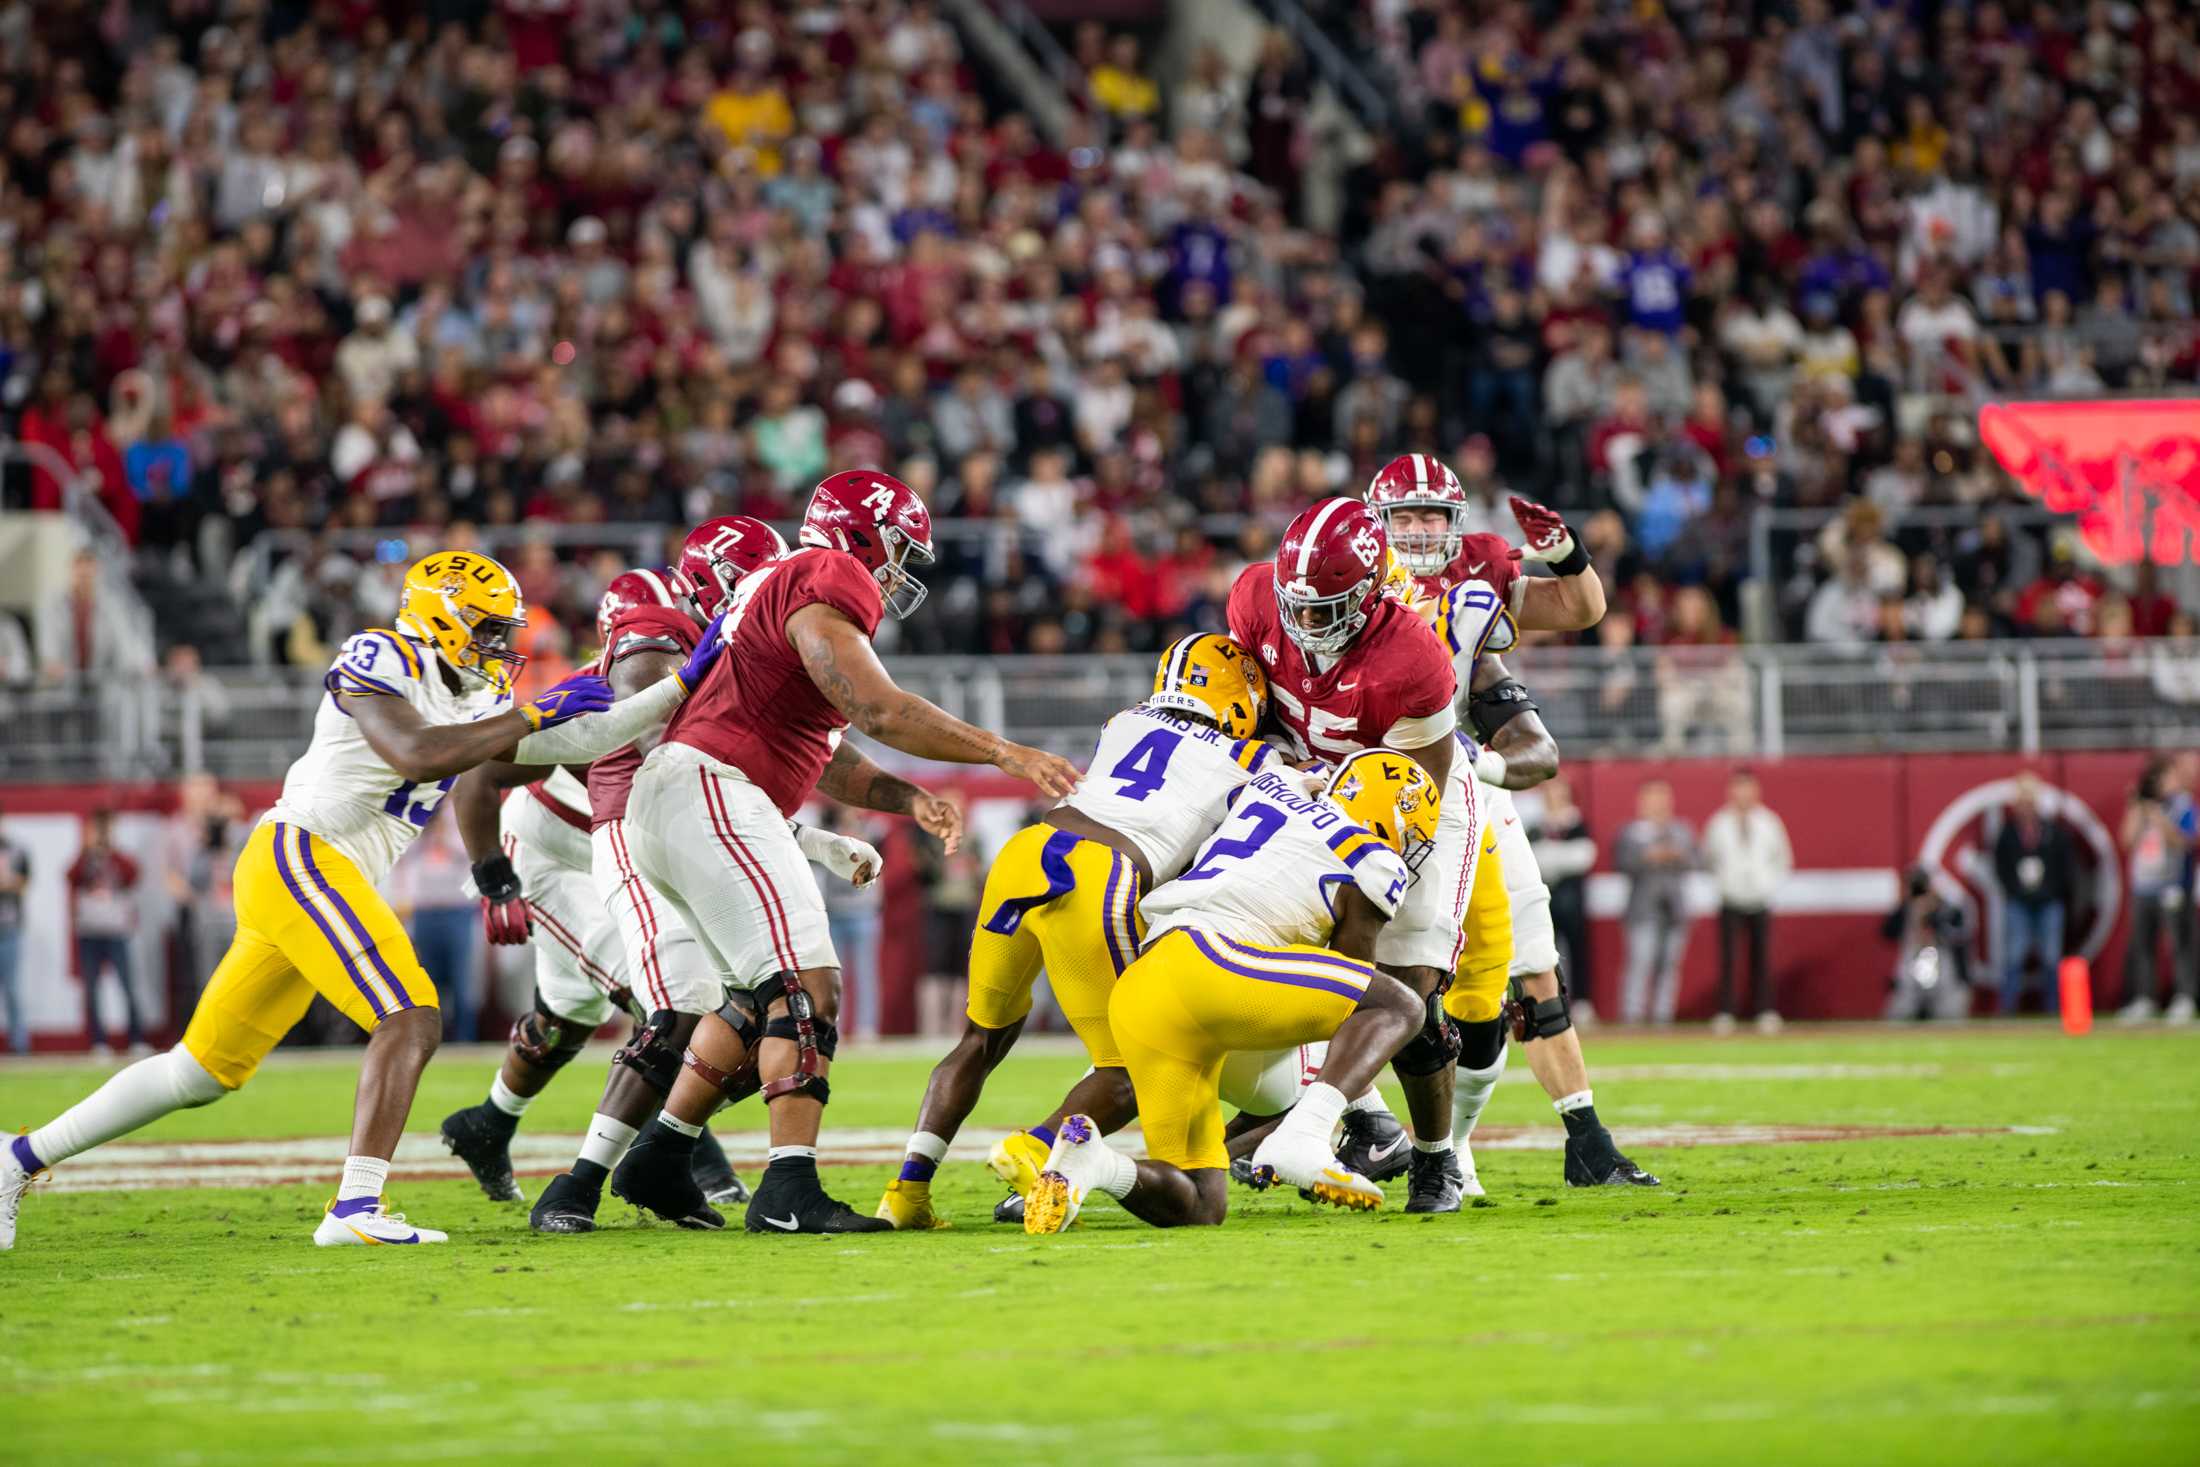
[878,633,1273,1229]
[1025,750,1437,1232]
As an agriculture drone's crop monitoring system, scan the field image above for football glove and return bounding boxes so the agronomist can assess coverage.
[473,854,531,945]
[672,611,731,696]
[517,673,614,731]
[1509,495,1591,576]
[793,822,883,887]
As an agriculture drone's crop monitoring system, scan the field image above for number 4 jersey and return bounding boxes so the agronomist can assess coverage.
[1055,705,1280,884]
[268,626,512,883]
[1140,766,1412,951]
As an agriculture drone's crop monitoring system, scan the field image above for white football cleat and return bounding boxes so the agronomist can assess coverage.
[312,1200,448,1247]
[1249,1124,1384,1211]
[1024,1115,1107,1235]
[1456,1140,1487,1199]
[2166,994,2196,1025]
[1,1144,37,1251]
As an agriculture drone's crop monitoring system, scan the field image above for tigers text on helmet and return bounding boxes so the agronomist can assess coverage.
[678,516,788,620]
[1149,633,1268,739]
[1324,749,1441,871]
[799,470,935,619]
[1364,453,1468,577]
[597,566,692,645]
[396,549,527,694]
[1274,498,1389,657]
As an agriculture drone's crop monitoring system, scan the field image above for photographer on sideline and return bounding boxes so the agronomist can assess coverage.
[1883,868,1975,1021]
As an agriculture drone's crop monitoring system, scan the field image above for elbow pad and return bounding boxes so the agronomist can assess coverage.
[1468,678,1538,744]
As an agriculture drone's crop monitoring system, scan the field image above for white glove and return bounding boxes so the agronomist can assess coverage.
[794,822,883,887]
[1473,747,1510,787]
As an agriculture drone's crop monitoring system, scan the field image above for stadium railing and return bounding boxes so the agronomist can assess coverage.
[4,640,2195,782]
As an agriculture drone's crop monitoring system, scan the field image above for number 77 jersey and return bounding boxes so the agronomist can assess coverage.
[1055,706,1283,884]
[1140,767,1412,951]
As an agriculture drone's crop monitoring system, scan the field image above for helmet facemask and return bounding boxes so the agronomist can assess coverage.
[1275,571,1375,657]
[1379,502,1463,577]
[876,523,934,620]
[455,601,526,694]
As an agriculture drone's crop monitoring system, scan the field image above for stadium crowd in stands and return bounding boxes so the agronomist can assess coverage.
[0,0,2195,681]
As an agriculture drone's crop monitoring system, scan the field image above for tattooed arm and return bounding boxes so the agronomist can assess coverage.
[817,740,964,850]
[786,603,1082,797]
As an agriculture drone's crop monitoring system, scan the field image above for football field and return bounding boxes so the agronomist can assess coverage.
[4,1026,2196,1466]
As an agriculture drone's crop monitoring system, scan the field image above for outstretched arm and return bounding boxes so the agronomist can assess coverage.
[788,603,1081,797]
[1509,496,1607,631]
[351,695,548,784]
[817,739,964,849]
[1467,653,1559,789]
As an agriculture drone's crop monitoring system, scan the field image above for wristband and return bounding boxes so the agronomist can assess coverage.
[1552,539,1592,578]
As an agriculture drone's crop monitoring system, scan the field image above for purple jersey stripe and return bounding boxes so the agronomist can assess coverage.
[271,824,387,1018]
[295,830,413,1011]
[367,631,421,677]
[1186,930,1368,1002]
[1208,931,1375,981]
[1099,850,1130,976]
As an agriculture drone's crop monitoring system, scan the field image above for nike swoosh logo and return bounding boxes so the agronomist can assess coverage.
[1467,562,1487,574]
[1503,816,1518,827]
[1336,680,1360,692]
[1369,1135,1409,1162]
[763,1213,800,1231]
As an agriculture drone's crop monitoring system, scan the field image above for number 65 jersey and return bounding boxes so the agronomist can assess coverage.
[1055,705,1281,883]
[1140,767,1411,952]
[267,627,513,883]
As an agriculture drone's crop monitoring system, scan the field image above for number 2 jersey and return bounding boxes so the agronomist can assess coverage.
[1140,767,1411,951]
[268,627,511,883]
[1054,705,1280,884]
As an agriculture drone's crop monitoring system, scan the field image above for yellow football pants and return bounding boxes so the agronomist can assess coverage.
[182,821,438,1089]
[1109,928,1373,1171]
[966,822,1145,1069]
[1446,823,1512,1024]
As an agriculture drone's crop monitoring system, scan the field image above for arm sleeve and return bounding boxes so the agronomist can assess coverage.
[511,674,685,764]
[1381,703,1458,751]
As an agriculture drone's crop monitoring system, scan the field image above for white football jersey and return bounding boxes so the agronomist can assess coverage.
[1427,576,1516,688]
[1140,766,1411,951]
[1056,704,1279,883]
[267,628,512,883]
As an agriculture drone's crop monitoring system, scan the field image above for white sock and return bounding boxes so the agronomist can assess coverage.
[1346,1088,1393,1117]
[904,1131,949,1163]
[488,1074,533,1118]
[1283,1081,1350,1145]
[658,1112,704,1139]
[1091,1140,1137,1200]
[1411,1132,1455,1154]
[337,1155,389,1204]
[769,1144,818,1163]
[1554,1089,1595,1116]
[577,1114,639,1170]
[25,1046,225,1167]
[1452,1045,1510,1142]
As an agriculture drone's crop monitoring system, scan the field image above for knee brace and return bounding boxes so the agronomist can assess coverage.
[1394,987,1463,1077]
[757,972,837,1106]
[511,993,593,1072]
[615,1009,694,1096]
[681,990,765,1102]
[1456,1015,1506,1070]
[1505,975,1574,1043]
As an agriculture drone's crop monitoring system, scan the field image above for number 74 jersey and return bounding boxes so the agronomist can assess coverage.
[1141,767,1412,952]
[266,627,513,884]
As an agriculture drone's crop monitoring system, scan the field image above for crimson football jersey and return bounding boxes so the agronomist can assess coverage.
[1410,531,1521,608]
[1408,531,1521,666]
[587,603,702,829]
[661,546,883,815]
[1227,562,1456,763]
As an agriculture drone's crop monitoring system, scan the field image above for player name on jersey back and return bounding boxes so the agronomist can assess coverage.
[1140,767,1411,953]
[1056,706,1275,884]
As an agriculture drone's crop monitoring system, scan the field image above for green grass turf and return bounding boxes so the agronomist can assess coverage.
[3,1027,2197,1465]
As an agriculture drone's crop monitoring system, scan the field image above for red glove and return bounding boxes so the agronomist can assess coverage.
[1508,495,1578,564]
[473,854,531,945]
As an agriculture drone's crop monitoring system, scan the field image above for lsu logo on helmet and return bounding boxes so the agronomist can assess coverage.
[1324,749,1440,869]
[396,550,527,694]
[1151,633,1268,740]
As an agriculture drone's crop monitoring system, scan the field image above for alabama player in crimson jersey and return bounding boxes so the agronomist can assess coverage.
[1368,453,1657,1188]
[609,471,1084,1235]
[1228,496,1486,1214]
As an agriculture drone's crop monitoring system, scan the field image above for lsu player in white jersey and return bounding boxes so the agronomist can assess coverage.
[1,550,727,1250]
[1025,750,1438,1232]
[877,633,1276,1230]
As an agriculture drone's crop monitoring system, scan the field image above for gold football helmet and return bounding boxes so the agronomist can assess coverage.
[396,549,527,693]
[1324,749,1441,868]
[1149,633,1268,739]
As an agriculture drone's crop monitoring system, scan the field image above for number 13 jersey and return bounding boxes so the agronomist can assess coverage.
[268,627,511,883]
[1140,767,1411,951]
[1055,705,1279,884]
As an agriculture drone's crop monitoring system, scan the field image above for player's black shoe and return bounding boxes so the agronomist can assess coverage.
[1334,1107,1413,1183]
[744,1158,892,1234]
[992,1192,1026,1225]
[439,1103,523,1203]
[690,1127,750,1205]
[530,1171,602,1234]
[611,1130,726,1230]
[1564,1128,1661,1187]
[1403,1147,1466,1213]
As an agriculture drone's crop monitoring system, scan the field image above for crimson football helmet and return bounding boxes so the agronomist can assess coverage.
[595,566,692,645]
[678,515,788,620]
[1274,497,1389,656]
[799,469,935,619]
[1364,453,1468,577]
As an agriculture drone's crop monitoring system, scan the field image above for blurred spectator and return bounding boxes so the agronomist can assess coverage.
[395,814,479,1043]
[1883,867,1975,1022]
[1527,777,1595,1020]
[0,806,27,1054]
[1614,779,1697,1025]
[1655,588,1749,752]
[2118,755,2195,1023]
[814,807,886,1041]
[38,551,151,686]
[69,810,144,1055]
[163,774,246,1006]
[1993,773,2074,1015]
[1704,769,1794,1033]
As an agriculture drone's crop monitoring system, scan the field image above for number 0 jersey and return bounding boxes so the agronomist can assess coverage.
[1140,767,1411,952]
[1055,705,1279,884]
[267,627,511,883]
[1407,531,1521,690]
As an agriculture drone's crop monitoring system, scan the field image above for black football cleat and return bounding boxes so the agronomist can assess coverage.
[1564,1129,1661,1187]
[1403,1147,1466,1214]
[690,1127,750,1205]
[1334,1107,1413,1183]
[611,1131,726,1229]
[530,1171,602,1234]
[745,1161,892,1235]
[992,1192,1026,1225]
[1228,1157,1265,1189]
[440,1103,523,1203]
